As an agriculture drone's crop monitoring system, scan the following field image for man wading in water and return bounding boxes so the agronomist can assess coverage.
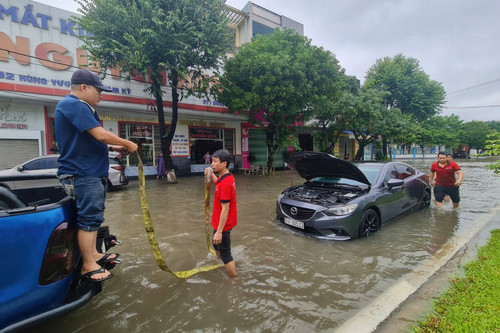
[429,151,464,208]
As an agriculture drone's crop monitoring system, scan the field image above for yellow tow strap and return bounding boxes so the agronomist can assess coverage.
[204,168,217,256]
[137,153,223,278]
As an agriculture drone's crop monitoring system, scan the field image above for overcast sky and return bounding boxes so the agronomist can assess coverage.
[34,0,500,122]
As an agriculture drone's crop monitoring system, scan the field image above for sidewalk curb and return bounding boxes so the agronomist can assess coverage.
[335,206,500,333]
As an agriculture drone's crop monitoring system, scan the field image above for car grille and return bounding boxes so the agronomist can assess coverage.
[280,203,316,220]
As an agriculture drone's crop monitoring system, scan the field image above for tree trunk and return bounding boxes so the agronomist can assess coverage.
[164,84,179,183]
[354,145,364,160]
[322,123,327,151]
[265,125,275,173]
[154,73,178,184]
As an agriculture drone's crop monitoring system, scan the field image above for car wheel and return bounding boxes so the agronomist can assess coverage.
[106,177,113,191]
[419,190,431,209]
[358,208,380,238]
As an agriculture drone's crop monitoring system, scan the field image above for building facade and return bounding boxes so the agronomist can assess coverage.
[228,2,307,169]
[0,0,305,173]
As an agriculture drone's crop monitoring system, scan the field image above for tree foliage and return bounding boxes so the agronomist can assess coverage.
[400,115,463,157]
[485,121,500,132]
[430,115,464,149]
[215,29,345,170]
[364,54,446,122]
[463,121,492,150]
[312,75,358,153]
[483,131,500,173]
[403,120,435,157]
[337,89,388,160]
[376,107,412,150]
[75,0,233,181]
[363,54,446,157]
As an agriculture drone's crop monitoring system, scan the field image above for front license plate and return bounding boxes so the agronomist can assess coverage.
[284,217,304,229]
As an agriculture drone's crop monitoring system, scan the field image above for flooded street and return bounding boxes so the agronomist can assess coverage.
[30,157,500,332]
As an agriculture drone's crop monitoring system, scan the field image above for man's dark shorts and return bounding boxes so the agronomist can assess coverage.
[213,230,233,264]
[434,184,460,203]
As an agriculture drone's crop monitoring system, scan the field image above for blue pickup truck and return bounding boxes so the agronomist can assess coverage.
[0,185,119,332]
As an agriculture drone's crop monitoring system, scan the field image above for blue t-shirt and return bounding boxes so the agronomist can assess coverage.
[55,94,109,177]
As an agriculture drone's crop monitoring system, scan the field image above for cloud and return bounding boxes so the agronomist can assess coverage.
[227,0,500,121]
[35,0,500,121]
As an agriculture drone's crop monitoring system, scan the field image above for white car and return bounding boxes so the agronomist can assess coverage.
[0,154,128,191]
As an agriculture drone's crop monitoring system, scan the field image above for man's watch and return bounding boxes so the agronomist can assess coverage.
[108,146,113,152]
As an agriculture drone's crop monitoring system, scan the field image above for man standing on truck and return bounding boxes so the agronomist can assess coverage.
[55,69,138,282]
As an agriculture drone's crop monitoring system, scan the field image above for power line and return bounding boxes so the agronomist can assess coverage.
[445,105,500,109]
[447,78,500,97]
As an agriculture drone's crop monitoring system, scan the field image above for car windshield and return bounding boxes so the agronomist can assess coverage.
[310,164,382,186]
[355,164,383,184]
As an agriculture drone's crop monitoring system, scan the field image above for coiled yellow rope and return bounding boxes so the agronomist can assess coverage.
[137,153,222,278]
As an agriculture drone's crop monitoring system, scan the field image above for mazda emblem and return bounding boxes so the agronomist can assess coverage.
[290,207,298,215]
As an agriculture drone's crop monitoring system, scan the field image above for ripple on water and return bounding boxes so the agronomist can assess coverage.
[30,158,500,332]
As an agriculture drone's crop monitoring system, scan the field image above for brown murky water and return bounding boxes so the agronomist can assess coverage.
[29,157,500,332]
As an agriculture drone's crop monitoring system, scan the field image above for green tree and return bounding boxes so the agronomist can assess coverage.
[75,0,233,182]
[365,54,446,121]
[404,121,436,158]
[214,29,345,171]
[364,54,446,155]
[431,115,464,150]
[377,107,412,159]
[485,121,500,132]
[312,75,358,153]
[483,131,500,173]
[463,121,492,150]
[406,115,463,158]
[339,89,387,160]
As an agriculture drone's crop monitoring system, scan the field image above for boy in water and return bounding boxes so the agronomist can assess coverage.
[205,149,238,277]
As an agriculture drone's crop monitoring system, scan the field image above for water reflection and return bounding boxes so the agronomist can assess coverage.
[28,157,500,332]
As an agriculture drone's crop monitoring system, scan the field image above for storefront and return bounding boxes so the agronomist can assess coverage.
[0,0,246,174]
[0,101,46,169]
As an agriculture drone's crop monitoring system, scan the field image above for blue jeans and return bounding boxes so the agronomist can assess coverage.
[60,176,107,231]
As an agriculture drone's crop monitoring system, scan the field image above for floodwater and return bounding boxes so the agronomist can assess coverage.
[30,157,500,332]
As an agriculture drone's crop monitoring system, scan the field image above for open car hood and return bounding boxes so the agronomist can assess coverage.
[288,151,371,185]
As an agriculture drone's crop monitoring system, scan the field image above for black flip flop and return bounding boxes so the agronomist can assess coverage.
[80,267,114,283]
[96,253,122,265]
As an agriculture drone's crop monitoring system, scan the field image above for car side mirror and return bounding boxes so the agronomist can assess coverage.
[16,166,24,172]
[387,178,404,189]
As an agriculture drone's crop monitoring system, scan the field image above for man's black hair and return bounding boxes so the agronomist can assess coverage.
[438,151,447,156]
[212,149,231,166]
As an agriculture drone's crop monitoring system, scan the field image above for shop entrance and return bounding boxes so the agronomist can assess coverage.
[189,127,234,165]
[119,123,155,166]
[190,139,223,164]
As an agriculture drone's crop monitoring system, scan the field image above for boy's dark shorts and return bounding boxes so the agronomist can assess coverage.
[213,230,233,264]
[434,184,460,203]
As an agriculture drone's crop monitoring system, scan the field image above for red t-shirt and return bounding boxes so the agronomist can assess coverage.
[212,173,237,231]
[431,161,460,186]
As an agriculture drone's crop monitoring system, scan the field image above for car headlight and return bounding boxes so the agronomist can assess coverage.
[326,204,358,216]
